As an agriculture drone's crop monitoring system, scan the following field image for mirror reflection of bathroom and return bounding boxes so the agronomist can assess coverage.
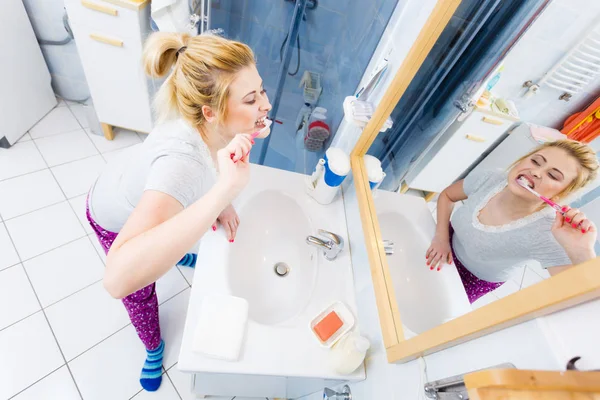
[362,0,600,336]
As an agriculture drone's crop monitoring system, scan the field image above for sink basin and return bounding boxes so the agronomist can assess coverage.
[375,191,471,337]
[227,190,317,325]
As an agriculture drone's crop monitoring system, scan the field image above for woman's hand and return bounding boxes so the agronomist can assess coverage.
[212,204,240,242]
[426,234,453,271]
[215,134,253,197]
[552,209,597,264]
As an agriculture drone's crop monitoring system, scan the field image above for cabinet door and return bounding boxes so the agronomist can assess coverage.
[409,111,514,192]
[70,22,153,132]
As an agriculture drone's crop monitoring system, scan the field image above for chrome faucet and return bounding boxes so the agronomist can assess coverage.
[323,385,352,400]
[383,239,394,255]
[306,229,344,261]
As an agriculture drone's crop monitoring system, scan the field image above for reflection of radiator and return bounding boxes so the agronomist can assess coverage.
[526,19,600,99]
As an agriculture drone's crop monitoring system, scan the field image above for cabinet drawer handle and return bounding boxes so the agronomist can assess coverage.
[81,0,118,16]
[89,33,123,47]
[482,116,503,125]
[465,134,486,143]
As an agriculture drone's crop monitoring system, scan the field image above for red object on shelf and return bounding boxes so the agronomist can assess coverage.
[561,96,600,143]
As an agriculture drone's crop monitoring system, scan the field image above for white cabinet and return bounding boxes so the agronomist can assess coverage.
[404,108,519,194]
[64,0,153,138]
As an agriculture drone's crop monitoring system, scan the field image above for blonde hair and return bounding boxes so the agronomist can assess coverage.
[142,32,255,131]
[513,139,599,201]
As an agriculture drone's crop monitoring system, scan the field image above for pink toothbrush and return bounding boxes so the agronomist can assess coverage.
[231,119,272,162]
[517,177,566,215]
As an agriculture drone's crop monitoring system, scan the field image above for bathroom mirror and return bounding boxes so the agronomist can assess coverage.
[350,0,600,363]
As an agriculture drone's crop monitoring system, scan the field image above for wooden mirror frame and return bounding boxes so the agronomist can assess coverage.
[349,0,600,364]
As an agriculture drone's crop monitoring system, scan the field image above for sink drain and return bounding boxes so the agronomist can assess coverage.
[274,262,290,277]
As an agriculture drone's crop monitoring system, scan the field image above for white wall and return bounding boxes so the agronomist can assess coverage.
[493,0,600,129]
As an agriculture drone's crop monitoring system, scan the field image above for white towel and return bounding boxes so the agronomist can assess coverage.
[192,295,249,361]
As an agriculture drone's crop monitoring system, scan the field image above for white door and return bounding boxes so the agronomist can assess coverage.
[0,0,56,148]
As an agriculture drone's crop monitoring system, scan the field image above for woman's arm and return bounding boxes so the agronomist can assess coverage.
[103,135,252,299]
[426,180,468,270]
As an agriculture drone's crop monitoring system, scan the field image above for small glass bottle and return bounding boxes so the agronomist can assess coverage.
[329,333,370,375]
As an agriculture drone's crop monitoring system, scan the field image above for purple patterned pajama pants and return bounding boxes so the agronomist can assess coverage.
[86,198,161,351]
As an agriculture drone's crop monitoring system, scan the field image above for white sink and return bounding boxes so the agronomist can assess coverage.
[227,190,317,325]
[178,164,363,398]
[374,190,472,337]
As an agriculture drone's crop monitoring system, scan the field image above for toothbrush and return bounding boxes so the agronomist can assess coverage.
[517,177,566,215]
[231,119,272,162]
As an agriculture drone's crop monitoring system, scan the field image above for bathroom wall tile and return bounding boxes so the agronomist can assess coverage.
[156,267,189,306]
[355,17,386,75]
[300,5,346,48]
[520,266,546,289]
[377,0,399,26]
[319,0,350,13]
[346,1,377,44]
[23,237,104,308]
[0,313,65,400]
[0,265,41,330]
[491,279,520,299]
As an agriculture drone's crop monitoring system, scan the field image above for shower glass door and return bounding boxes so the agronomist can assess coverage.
[209,0,398,173]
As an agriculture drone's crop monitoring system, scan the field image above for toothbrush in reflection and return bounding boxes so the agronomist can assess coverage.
[517,176,566,215]
[231,119,272,162]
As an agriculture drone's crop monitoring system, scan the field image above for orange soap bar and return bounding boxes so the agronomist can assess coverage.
[313,311,343,342]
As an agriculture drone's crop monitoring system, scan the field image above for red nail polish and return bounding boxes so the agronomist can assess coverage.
[572,223,577,228]
[212,225,216,231]
[562,206,568,212]
[251,139,255,145]
[430,266,434,270]
[437,267,441,271]
[582,229,586,233]
[566,217,571,222]
[229,239,234,243]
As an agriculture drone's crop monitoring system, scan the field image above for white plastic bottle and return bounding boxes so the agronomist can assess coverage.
[329,333,370,375]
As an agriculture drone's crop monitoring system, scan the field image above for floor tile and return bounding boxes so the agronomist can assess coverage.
[131,376,179,400]
[16,132,32,143]
[68,194,94,234]
[157,266,189,305]
[0,141,47,181]
[68,104,90,128]
[101,146,137,165]
[88,234,107,264]
[160,289,191,370]
[492,279,521,299]
[5,202,85,261]
[176,265,194,286]
[12,366,81,400]
[45,281,130,361]
[0,313,64,399]
[51,155,105,198]
[0,223,20,271]
[137,132,149,142]
[29,107,81,139]
[69,325,147,400]
[24,238,104,308]
[0,265,41,330]
[529,262,551,279]
[86,127,141,153]
[166,365,195,400]
[35,130,98,167]
[521,266,547,289]
[0,170,65,220]
[471,292,499,310]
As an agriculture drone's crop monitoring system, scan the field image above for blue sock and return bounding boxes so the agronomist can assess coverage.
[140,340,164,392]
[177,253,197,268]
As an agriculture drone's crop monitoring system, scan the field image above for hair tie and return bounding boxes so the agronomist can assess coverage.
[176,46,187,58]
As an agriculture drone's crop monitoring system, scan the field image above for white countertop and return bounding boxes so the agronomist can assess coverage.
[178,164,365,381]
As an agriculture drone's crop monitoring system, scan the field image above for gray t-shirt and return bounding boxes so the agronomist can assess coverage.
[450,169,571,282]
[89,119,217,232]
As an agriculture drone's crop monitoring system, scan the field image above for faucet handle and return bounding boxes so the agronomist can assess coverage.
[318,229,343,247]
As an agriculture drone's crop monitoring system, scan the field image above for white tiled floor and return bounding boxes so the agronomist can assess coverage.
[0,103,222,400]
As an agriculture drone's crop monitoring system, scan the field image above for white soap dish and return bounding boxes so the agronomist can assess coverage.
[309,301,355,348]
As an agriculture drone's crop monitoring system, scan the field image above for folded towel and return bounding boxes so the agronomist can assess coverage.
[192,295,249,361]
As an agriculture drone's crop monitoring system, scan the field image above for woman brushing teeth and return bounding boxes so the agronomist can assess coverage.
[426,140,598,303]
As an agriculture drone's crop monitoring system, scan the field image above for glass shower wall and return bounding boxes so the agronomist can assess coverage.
[210,0,397,173]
